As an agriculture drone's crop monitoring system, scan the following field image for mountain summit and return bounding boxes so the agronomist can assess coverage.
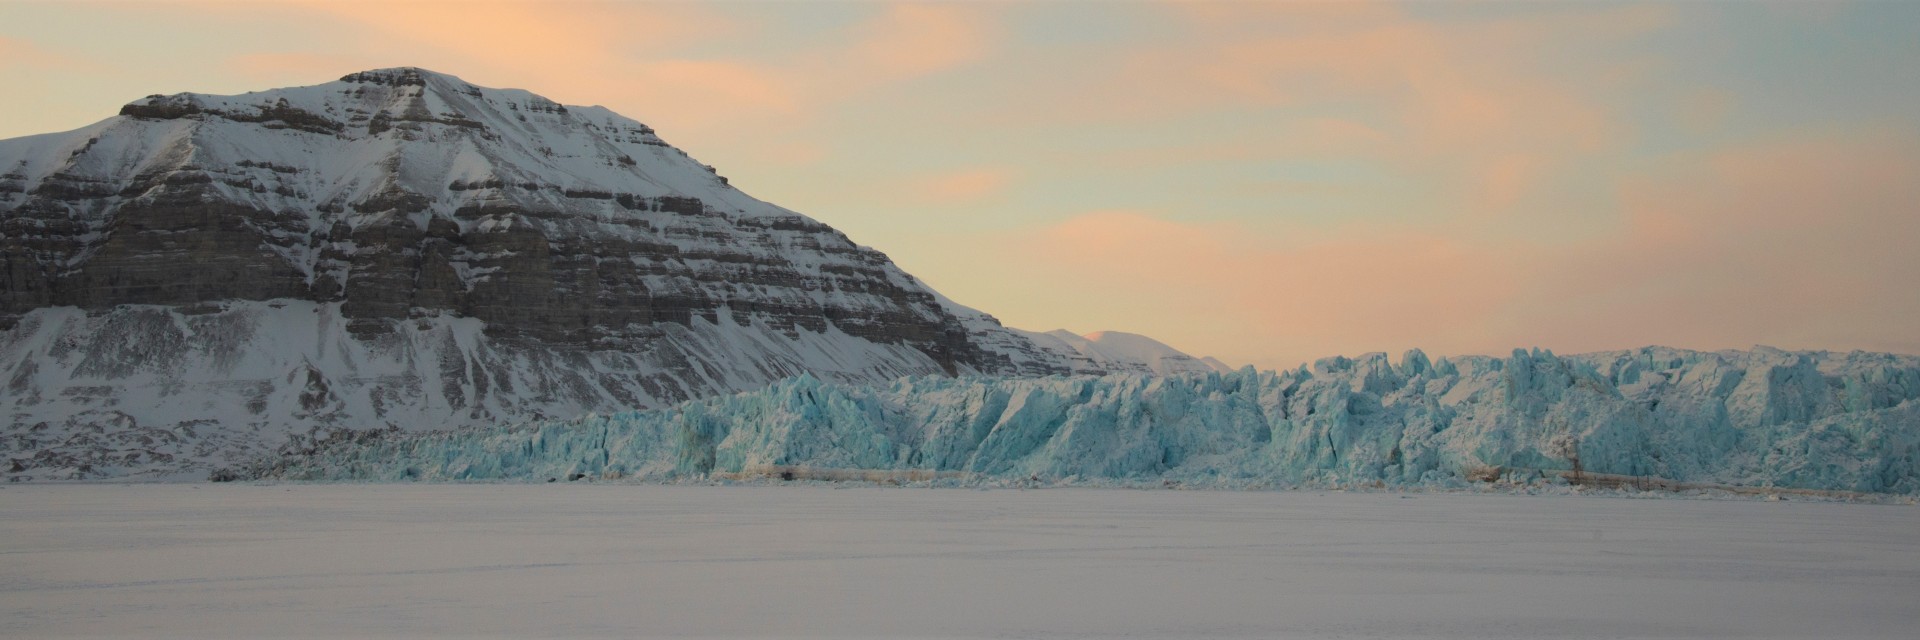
[0,68,1193,479]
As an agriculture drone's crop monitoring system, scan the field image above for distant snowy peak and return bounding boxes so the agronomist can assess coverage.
[1199,356,1236,373]
[1010,328,1222,376]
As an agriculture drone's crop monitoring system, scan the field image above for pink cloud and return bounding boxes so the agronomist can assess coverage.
[224,52,381,84]
[0,36,97,71]
[1031,211,1248,285]
[1013,211,1521,368]
[997,127,1920,367]
[1477,153,1542,212]
[991,3,1663,222]
[220,1,999,137]
[286,1,741,71]
[1676,88,1735,134]
[1081,117,1394,176]
[632,59,799,114]
[910,167,1013,203]
[849,4,995,80]
[752,138,830,167]
[195,2,787,134]
[1514,129,1920,353]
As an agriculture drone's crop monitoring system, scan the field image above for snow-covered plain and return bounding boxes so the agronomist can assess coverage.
[3,484,1916,639]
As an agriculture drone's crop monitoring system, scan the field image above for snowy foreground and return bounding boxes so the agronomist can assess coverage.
[4,484,1917,639]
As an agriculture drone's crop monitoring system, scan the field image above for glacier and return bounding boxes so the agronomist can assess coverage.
[243,346,1920,494]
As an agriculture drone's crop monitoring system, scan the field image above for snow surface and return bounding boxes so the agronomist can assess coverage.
[3,484,1916,639]
[255,346,1920,494]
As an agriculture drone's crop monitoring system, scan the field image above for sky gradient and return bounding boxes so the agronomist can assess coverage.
[3,1,1917,369]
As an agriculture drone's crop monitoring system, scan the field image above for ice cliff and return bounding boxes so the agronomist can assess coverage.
[244,346,1920,493]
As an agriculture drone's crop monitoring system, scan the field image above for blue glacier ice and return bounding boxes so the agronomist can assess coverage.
[248,346,1920,493]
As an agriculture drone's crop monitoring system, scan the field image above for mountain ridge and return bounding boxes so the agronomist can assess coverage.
[0,67,1216,479]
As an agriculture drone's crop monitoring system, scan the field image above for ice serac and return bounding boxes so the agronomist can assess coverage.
[0,67,1082,479]
[253,346,1920,494]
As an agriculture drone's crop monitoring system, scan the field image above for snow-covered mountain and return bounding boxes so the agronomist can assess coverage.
[244,346,1920,494]
[0,68,1210,480]
[1012,329,1228,376]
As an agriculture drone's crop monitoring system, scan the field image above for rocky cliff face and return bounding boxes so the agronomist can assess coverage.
[1,67,1087,479]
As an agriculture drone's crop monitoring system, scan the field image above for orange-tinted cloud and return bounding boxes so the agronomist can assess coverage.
[752,137,830,167]
[994,126,1920,367]
[1478,153,1542,211]
[244,1,786,130]
[215,1,999,137]
[634,59,798,113]
[289,0,740,72]
[1013,211,1520,367]
[850,4,995,80]
[0,35,97,71]
[998,3,1662,221]
[1513,129,1920,353]
[911,167,1013,203]
[0,35,113,135]
[226,52,381,84]
[1676,87,1735,134]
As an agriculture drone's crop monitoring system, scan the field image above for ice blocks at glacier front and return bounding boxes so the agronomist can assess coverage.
[250,346,1920,493]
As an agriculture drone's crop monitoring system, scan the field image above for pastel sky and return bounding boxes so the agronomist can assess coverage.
[4,1,1917,369]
